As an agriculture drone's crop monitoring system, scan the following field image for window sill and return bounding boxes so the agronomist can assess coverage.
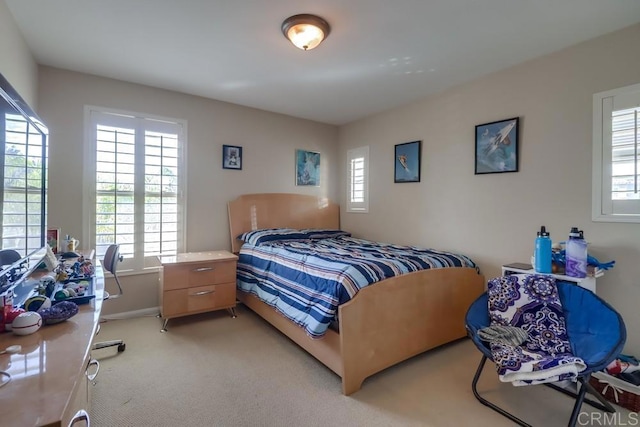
[592,213,640,224]
[103,266,161,278]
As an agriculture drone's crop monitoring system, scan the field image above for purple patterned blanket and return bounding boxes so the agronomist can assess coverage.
[487,274,586,386]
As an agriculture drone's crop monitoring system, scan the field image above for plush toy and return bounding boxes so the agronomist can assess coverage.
[551,250,615,270]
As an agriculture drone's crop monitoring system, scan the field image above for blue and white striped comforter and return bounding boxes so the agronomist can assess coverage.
[237,236,477,338]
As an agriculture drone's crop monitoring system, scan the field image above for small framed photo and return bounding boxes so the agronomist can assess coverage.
[296,149,320,186]
[394,140,421,183]
[475,117,519,174]
[222,145,242,170]
[47,228,60,254]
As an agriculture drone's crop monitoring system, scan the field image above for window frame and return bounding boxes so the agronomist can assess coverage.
[592,83,640,223]
[346,146,369,213]
[1,111,48,256]
[83,106,187,273]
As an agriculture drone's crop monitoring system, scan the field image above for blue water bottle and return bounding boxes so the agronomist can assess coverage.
[534,226,552,274]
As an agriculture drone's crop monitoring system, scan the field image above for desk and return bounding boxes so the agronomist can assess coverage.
[0,259,104,426]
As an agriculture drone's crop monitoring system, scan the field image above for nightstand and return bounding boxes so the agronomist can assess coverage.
[158,250,238,332]
[502,263,599,294]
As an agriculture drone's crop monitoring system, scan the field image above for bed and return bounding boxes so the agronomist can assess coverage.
[228,193,485,395]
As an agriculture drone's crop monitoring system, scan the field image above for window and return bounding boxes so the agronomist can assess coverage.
[346,146,369,213]
[86,107,186,272]
[1,112,47,255]
[593,83,640,222]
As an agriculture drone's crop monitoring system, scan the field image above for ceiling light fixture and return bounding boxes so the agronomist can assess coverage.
[281,14,330,51]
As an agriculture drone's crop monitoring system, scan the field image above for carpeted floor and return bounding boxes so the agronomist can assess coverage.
[90,305,631,427]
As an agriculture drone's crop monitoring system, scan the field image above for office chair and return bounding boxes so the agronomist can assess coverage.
[92,244,126,353]
[466,277,626,427]
[0,249,21,267]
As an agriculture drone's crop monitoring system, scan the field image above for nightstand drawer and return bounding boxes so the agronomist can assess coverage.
[162,282,236,317]
[162,260,236,290]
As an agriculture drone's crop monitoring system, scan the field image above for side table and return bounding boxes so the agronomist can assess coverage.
[501,263,599,294]
[158,250,238,331]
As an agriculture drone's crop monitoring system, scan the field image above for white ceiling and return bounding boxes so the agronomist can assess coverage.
[6,0,640,125]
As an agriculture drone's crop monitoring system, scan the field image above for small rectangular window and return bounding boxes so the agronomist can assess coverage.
[346,146,369,213]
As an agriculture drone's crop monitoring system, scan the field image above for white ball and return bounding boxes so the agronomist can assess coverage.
[12,312,43,335]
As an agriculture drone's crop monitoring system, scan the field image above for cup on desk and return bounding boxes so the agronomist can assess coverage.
[63,237,79,253]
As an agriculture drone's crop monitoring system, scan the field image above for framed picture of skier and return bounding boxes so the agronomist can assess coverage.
[394,140,421,183]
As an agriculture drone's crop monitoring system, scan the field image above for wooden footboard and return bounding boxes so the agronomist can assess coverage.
[237,267,485,395]
[339,267,484,394]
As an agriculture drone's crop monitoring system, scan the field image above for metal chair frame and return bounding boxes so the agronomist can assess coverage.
[92,244,126,353]
[466,280,626,427]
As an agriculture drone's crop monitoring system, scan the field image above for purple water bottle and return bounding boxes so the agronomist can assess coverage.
[565,227,587,278]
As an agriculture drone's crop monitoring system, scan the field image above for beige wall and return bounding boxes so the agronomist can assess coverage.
[9,8,639,352]
[0,0,38,108]
[37,67,338,314]
[339,23,640,355]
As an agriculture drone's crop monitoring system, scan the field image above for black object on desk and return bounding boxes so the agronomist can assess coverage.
[60,251,81,259]
[503,262,533,270]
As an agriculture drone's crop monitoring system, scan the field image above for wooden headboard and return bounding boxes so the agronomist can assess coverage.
[227,193,340,253]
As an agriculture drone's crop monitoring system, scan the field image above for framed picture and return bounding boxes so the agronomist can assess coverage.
[394,140,421,183]
[295,149,320,186]
[475,117,519,174]
[47,228,60,254]
[222,145,242,170]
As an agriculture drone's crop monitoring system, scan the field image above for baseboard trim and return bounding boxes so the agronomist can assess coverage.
[101,307,160,320]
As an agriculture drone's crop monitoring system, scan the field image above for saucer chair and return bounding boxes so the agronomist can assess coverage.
[465,279,626,427]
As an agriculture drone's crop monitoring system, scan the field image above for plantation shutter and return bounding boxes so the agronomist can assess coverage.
[1,112,47,254]
[90,109,184,271]
[347,146,369,213]
[598,88,640,218]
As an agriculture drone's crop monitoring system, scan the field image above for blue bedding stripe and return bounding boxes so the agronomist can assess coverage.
[237,236,476,338]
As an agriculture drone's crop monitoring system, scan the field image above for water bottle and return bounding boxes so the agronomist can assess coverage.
[565,227,587,278]
[534,226,552,274]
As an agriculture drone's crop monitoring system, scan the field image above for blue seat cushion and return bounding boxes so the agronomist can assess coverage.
[466,279,626,374]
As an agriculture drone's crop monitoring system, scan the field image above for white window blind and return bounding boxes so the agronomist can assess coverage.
[88,108,185,271]
[346,146,369,213]
[593,83,640,222]
[611,107,639,201]
[2,113,47,255]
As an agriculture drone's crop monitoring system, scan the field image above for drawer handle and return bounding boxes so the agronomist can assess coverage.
[193,267,214,272]
[192,290,215,296]
[68,409,90,427]
[87,358,100,382]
